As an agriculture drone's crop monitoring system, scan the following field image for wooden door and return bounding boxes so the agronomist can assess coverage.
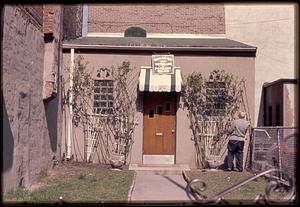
[143,92,176,155]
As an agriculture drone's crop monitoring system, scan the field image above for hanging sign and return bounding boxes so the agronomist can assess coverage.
[152,55,174,74]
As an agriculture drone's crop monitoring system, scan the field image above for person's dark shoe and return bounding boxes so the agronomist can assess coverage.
[225,168,231,171]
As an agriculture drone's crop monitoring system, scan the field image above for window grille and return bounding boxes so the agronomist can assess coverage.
[205,81,226,116]
[93,80,113,114]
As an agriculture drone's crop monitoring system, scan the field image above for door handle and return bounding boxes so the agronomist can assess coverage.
[171,129,175,133]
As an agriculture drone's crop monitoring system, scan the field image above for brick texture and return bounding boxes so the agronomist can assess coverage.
[88,4,225,34]
[43,5,54,34]
[42,5,63,101]
[2,5,63,192]
[22,5,43,27]
[63,4,83,39]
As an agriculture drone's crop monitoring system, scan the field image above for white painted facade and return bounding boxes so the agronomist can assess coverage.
[225,3,297,126]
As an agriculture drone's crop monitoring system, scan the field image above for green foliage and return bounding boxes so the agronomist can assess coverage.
[108,61,136,158]
[3,169,134,203]
[187,171,269,203]
[36,170,48,182]
[3,187,31,202]
[66,56,93,127]
[183,70,245,121]
[182,70,248,168]
[78,173,86,180]
[182,72,206,120]
[61,57,136,164]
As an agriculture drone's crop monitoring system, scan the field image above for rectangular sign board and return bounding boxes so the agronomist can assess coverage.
[152,55,174,74]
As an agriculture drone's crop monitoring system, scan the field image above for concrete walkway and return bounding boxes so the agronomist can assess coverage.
[129,171,192,203]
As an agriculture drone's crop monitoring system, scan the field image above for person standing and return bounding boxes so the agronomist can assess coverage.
[226,111,250,172]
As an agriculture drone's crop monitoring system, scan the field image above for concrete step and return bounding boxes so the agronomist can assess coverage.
[129,164,190,175]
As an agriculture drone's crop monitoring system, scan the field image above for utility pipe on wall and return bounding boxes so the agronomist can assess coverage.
[66,48,74,160]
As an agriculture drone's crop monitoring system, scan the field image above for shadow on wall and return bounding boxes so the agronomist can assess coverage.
[135,89,143,113]
[44,96,59,153]
[3,91,14,172]
[257,87,265,126]
[176,93,181,113]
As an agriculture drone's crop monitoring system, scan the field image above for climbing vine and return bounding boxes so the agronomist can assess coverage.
[182,70,248,168]
[62,56,137,167]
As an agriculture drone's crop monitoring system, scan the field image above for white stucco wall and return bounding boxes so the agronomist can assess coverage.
[225,3,297,126]
[284,83,297,127]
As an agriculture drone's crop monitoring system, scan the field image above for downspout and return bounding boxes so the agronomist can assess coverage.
[66,48,74,160]
[1,6,4,92]
[82,4,88,37]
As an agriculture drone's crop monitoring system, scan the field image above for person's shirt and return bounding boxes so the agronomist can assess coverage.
[228,118,250,141]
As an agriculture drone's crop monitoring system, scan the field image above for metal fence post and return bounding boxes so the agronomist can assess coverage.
[277,127,282,180]
[251,126,296,179]
[251,128,256,170]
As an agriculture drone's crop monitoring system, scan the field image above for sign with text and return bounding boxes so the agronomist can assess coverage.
[152,55,174,74]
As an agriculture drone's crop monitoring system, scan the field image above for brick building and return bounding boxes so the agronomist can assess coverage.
[2,4,63,192]
[63,5,83,39]
[88,4,225,35]
[1,4,85,192]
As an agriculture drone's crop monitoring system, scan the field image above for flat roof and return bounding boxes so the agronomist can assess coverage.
[263,78,298,88]
[62,36,257,52]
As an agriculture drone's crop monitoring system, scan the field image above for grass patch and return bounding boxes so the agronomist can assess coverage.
[36,170,48,182]
[186,170,269,204]
[3,187,31,202]
[3,167,134,203]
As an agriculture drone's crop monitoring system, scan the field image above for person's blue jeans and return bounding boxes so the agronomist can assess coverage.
[227,140,245,172]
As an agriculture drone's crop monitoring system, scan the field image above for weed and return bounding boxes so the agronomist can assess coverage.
[78,173,86,180]
[3,187,31,202]
[36,170,48,182]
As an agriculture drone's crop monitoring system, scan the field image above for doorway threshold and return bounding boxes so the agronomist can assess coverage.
[143,155,174,165]
[129,163,190,175]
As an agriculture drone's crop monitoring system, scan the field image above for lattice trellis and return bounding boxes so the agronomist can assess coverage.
[185,70,251,168]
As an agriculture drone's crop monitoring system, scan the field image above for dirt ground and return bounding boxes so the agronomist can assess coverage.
[28,161,121,191]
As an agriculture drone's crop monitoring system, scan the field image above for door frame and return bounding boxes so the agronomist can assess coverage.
[142,92,177,165]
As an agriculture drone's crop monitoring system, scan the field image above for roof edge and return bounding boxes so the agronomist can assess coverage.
[263,78,298,88]
[62,44,257,52]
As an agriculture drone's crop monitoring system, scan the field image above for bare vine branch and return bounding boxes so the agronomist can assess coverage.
[62,57,136,165]
[182,70,248,168]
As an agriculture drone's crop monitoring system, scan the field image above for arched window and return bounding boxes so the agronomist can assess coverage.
[124,27,147,37]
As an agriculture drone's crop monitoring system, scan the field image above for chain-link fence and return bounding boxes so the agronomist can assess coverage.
[250,127,297,178]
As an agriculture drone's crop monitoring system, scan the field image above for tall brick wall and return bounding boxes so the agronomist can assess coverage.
[88,4,225,34]
[2,5,63,192]
[42,5,63,101]
[43,5,55,35]
[63,4,83,39]
[22,5,43,29]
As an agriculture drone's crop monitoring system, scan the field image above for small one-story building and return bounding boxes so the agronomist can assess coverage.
[251,79,297,177]
[62,35,256,168]
[263,78,297,127]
